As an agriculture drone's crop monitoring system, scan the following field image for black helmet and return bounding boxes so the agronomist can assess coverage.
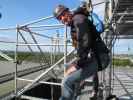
[54,5,69,19]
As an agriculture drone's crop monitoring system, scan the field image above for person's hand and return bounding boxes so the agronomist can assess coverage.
[64,64,77,76]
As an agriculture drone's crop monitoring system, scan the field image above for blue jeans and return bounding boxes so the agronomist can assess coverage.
[59,53,109,100]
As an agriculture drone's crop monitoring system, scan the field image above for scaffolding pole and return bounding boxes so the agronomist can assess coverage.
[14,26,19,96]
[11,1,120,99]
[64,25,68,71]
[21,16,54,27]
[16,49,74,97]
[102,0,114,99]
[14,24,72,97]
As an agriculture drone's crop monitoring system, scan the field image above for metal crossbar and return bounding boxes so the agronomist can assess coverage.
[0,0,132,99]
[16,49,74,97]
[0,51,14,62]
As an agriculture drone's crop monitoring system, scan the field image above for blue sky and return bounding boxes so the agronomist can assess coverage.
[0,0,79,27]
[0,0,132,54]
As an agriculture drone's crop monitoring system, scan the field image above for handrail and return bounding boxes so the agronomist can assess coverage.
[21,16,54,27]
[17,49,75,97]
[28,24,64,28]
[0,51,14,62]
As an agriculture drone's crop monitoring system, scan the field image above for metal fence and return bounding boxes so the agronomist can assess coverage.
[0,0,132,99]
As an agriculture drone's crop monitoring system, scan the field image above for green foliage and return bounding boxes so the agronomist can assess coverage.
[1,51,133,67]
[0,51,76,64]
[16,52,67,64]
[113,58,133,67]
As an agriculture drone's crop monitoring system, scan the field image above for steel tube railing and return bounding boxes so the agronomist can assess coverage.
[64,25,68,76]
[16,49,74,97]
[14,25,19,95]
[28,24,64,28]
[21,16,54,27]
[17,44,72,46]
[0,1,122,98]
[18,30,34,53]
[0,27,17,31]
[0,51,14,62]
[17,78,61,86]
[30,32,53,39]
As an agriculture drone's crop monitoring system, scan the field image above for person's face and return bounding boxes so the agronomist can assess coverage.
[58,11,73,25]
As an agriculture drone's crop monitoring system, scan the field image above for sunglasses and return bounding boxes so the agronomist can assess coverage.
[57,12,66,20]
[57,12,72,25]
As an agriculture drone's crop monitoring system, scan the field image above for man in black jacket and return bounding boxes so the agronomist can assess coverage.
[54,5,109,100]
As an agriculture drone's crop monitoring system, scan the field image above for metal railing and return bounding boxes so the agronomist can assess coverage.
[14,20,72,97]
[0,0,130,99]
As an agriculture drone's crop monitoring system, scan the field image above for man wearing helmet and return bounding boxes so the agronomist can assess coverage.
[54,4,109,100]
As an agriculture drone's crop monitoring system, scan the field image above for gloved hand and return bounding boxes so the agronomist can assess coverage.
[64,57,78,76]
[64,63,77,76]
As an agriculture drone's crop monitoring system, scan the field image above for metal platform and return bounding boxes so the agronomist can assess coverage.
[0,0,133,100]
[113,0,133,36]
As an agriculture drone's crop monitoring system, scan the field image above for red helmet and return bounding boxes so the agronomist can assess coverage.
[53,5,69,19]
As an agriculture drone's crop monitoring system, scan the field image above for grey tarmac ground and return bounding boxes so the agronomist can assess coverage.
[0,61,133,100]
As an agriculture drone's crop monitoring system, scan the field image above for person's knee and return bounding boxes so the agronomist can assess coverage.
[62,77,70,85]
[62,77,74,89]
[62,77,74,92]
[61,80,73,100]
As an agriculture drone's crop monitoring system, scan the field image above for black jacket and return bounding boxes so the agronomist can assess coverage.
[71,7,109,68]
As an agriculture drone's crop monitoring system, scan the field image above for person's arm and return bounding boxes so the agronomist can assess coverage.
[73,15,92,68]
[71,32,78,48]
[64,64,77,76]
[64,57,78,76]
[70,26,78,48]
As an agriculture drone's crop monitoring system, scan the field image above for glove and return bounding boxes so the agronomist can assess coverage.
[64,63,77,76]
[64,57,78,76]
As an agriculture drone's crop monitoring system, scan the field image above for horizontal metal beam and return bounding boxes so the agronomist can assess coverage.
[0,64,48,84]
[21,16,54,27]
[0,27,16,31]
[31,32,53,39]
[93,1,107,6]
[17,78,61,86]
[17,44,72,46]
[105,35,133,39]
[17,49,74,97]
[115,12,133,16]
[116,35,133,39]
[0,40,35,44]
[0,51,14,62]
[0,21,63,31]
[28,24,64,29]
[0,41,17,44]
[21,95,47,100]
[116,21,133,24]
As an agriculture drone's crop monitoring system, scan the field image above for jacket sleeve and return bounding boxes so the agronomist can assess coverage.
[70,26,78,48]
[72,14,93,68]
